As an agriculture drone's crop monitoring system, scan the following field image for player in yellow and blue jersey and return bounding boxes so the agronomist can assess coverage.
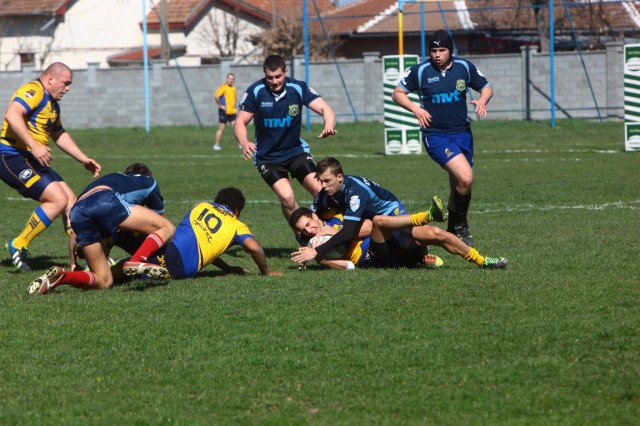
[0,62,101,272]
[393,29,493,247]
[234,55,337,229]
[213,73,237,151]
[150,187,281,279]
[289,207,371,270]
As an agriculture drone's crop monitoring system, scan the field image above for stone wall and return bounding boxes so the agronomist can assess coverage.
[0,43,623,129]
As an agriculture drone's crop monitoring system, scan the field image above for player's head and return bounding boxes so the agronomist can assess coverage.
[226,73,235,85]
[124,163,153,176]
[214,187,246,217]
[428,29,453,69]
[316,157,344,196]
[41,62,73,101]
[289,207,323,237]
[263,55,287,93]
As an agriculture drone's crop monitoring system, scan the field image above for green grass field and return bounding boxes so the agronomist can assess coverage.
[1,120,638,425]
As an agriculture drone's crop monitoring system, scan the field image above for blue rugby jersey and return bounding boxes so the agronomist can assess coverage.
[238,76,321,164]
[398,58,490,135]
[81,173,165,214]
[313,175,405,224]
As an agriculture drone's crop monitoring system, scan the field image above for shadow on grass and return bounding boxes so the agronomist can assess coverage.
[1,255,62,272]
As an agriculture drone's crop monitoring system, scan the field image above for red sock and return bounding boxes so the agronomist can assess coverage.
[129,232,165,262]
[62,270,96,289]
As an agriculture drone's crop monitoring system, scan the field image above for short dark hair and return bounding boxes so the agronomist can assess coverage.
[288,207,314,230]
[316,156,343,177]
[214,187,246,215]
[263,55,287,73]
[124,163,152,176]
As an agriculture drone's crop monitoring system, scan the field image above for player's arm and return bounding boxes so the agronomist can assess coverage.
[392,86,431,128]
[470,85,493,118]
[318,259,355,270]
[291,220,359,263]
[308,97,337,139]
[4,102,52,166]
[214,87,224,110]
[241,236,282,276]
[233,110,256,160]
[52,130,101,177]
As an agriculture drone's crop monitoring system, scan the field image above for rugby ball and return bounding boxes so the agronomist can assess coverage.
[308,235,344,260]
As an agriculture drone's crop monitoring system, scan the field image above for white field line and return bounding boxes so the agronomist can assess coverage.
[48,148,621,162]
[6,195,636,214]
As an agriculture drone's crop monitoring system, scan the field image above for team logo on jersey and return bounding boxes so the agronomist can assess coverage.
[456,79,466,92]
[24,89,36,99]
[19,169,34,180]
[428,76,440,84]
[261,101,274,108]
[288,104,300,117]
[349,195,360,212]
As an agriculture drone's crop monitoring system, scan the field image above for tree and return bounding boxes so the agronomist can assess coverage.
[195,6,254,60]
[257,12,341,61]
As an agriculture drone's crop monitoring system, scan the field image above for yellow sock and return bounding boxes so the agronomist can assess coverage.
[464,247,485,267]
[13,207,52,248]
[410,211,430,226]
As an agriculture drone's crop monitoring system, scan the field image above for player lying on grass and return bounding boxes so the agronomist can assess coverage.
[290,156,507,269]
[28,163,175,294]
[289,207,443,270]
[29,187,281,295]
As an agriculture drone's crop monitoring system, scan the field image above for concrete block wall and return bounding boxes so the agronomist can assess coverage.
[0,44,624,130]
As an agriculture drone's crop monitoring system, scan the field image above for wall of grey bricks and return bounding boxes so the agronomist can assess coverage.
[0,42,623,129]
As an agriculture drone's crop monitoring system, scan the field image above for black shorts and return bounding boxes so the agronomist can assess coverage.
[218,110,236,123]
[369,228,426,268]
[256,153,317,187]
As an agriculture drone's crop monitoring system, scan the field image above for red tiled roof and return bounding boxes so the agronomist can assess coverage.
[106,45,187,64]
[0,0,72,17]
[146,0,337,29]
[321,0,640,35]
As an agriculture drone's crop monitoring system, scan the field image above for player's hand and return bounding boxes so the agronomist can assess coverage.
[291,246,317,263]
[83,158,101,177]
[470,100,488,118]
[32,145,52,167]
[318,127,337,138]
[414,108,432,128]
[226,265,248,275]
[241,142,256,160]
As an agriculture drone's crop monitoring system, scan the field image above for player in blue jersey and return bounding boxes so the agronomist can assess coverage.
[0,62,101,272]
[291,157,507,269]
[392,29,494,247]
[28,163,176,294]
[233,55,337,228]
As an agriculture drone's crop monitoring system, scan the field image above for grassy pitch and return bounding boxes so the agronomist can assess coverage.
[0,120,638,424]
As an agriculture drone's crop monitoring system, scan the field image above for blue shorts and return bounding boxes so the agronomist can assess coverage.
[218,110,236,123]
[0,151,64,200]
[423,130,474,167]
[70,190,133,246]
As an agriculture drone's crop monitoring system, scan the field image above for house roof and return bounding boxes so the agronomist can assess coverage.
[0,0,73,17]
[321,0,640,36]
[145,0,338,30]
[106,45,188,66]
